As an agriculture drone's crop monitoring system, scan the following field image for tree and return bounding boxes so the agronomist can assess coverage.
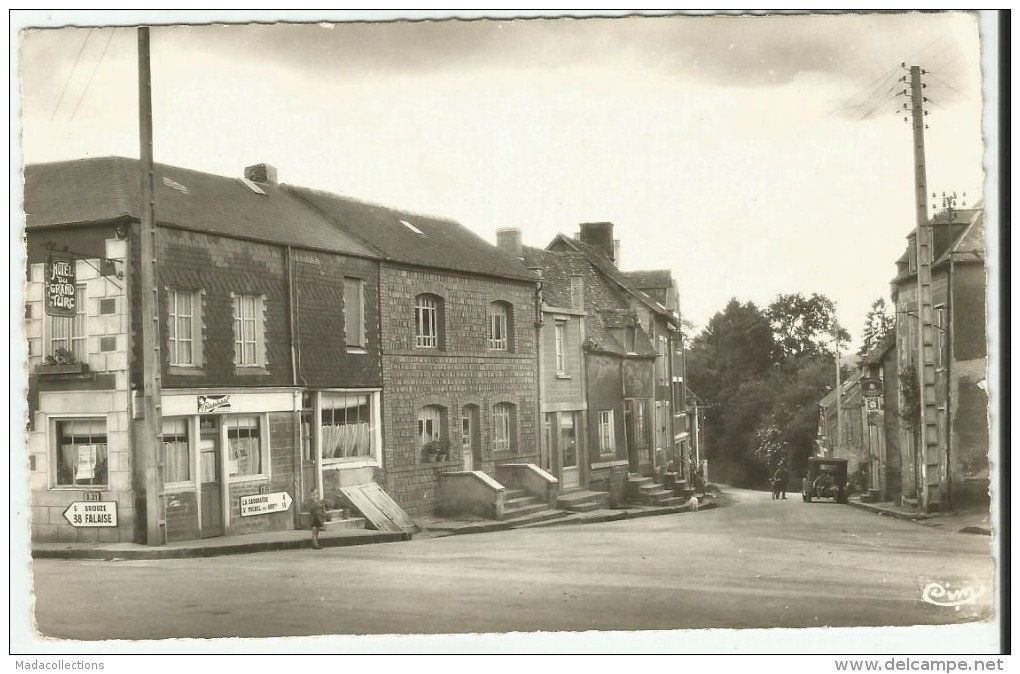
[858,297,894,357]
[766,293,850,360]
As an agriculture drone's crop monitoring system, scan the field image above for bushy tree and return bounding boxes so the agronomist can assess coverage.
[767,292,850,360]
[858,297,894,357]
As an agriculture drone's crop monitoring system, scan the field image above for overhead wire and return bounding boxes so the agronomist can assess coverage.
[50,27,93,122]
[69,27,116,123]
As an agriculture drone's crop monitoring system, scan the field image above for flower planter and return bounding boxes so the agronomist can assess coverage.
[35,363,90,376]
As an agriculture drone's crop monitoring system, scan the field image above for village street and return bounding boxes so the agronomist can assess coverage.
[32,487,993,640]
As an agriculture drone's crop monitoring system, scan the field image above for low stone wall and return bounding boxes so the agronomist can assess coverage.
[437,471,505,519]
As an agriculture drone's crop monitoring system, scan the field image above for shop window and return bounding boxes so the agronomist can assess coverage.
[493,402,516,452]
[168,288,202,367]
[344,278,366,350]
[321,392,373,461]
[598,410,615,457]
[48,284,87,362]
[232,294,266,368]
[226,415,266,479]
[162,417,191,483]
[488,301,513,351]
[54,418,107,487]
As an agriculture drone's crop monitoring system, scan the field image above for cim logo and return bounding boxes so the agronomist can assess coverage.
[920,579,985,607]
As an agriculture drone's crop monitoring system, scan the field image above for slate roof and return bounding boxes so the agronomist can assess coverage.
[623,270,672,291]
[521,245,655,358]
[23,157,376,258]
[546,234,676,323]
[287,185,537,282]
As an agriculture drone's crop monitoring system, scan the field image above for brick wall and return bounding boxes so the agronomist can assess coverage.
[542,314,584,406]
[378,265,539,515]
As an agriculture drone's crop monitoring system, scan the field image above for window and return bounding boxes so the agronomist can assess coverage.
[168,288,201,367]
[49,284,87,362]
[461,409,472,448]
[555,322,566,373]
[344,278,366,349]
[625,326,636,353]
[559,413,578,467]
[54,418,108,487]
[162,417,191,483]
[321,392,373,460]
[226,415,265,478]
[488,301,513,351]
[598,410,615,457]
[232,294,265,367]
[493,403,515,452]
[657,335,669,382]
[415,294,440,349]
[418,405,443,447]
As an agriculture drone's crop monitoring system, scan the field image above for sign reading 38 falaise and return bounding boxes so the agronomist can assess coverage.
[62,500,119,527]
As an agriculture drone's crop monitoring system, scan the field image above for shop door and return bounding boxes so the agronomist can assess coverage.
[560,413,580,489]
[199,416,223,538]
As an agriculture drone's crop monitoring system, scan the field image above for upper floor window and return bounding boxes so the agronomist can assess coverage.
[554,321,567,373]
[49,284,87,362]
[657,335,669,381]
[344,278,366,350]
[168,288,202,367]
[493,402,516,452]
[415,294,443,349]
[232,294,265,367]
[488,301,513,351]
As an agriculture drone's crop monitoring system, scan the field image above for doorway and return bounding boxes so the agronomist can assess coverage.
[460,405,480,471]
[199,415,223,538]
[559,413,580,489]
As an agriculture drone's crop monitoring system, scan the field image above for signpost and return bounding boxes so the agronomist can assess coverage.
[63,500,118,527]
[239,491,293,518]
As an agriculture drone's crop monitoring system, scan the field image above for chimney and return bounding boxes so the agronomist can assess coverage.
[579,222,615,262]
[570,275,584,311]
[496,227,523,258]
[613,239,621,267]
[244,163,278,185]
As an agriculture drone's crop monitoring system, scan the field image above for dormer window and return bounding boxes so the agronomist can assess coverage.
[400,219,425,235]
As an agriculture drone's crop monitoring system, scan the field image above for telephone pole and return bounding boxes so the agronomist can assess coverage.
[905,64,941,512]
[833,330,841,459]
[138,26,165,544]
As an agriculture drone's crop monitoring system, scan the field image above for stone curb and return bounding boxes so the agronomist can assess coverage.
[32,531,410,561]
[847,499,992,536]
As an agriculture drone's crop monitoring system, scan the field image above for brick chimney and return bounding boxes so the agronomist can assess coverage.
[244,163,278,185]
[613,239,621,267]
[496,227,523,258]
[579,222,615,262]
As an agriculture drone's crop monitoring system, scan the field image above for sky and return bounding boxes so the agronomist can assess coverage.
[14,11,989,348]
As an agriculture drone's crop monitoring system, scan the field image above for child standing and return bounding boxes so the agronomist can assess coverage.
[307,488,327,549]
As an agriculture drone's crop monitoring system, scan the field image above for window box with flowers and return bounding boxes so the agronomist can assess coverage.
[35,347,90,376]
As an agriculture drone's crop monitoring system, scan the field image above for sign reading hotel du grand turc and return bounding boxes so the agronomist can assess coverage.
[45,254,76,318]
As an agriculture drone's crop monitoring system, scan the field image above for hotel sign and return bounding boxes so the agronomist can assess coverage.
[45,255,77,318]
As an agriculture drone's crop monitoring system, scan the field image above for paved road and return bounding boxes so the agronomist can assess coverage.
[32,487,994,639]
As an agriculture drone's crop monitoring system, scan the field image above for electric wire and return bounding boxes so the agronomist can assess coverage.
[50,28,93,122]
[69,27,116,123]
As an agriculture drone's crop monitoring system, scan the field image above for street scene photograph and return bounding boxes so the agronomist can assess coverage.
[11,10,1001,656]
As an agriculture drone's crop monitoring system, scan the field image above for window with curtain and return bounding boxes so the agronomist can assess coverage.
[417,405,443,446]
[49,284,87,362]
[55,418,108,487]
[321,392,373,460]
[226,415,264,478]
[162,417,191,483]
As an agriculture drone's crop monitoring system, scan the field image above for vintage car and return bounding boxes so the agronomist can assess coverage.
[802,457,849,503]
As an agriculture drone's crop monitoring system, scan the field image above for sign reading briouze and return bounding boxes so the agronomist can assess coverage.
[63,501,118,527]
[240,491,293,518]
[45,255,77,318]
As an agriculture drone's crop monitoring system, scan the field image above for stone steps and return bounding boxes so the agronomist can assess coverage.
[557,489,610,512]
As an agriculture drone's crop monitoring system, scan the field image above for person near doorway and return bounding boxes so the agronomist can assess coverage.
[307,488,327,549]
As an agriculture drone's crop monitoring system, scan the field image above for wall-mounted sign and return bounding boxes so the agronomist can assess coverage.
[45,255,76,318]
[63,500,118,527]
[198,394,231,414]
[861,378,883,398]
[239,491,293,518]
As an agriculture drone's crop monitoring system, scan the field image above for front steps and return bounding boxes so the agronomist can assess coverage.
[626,474,687,507]
[501,488,568,525]
[557,488,610,512]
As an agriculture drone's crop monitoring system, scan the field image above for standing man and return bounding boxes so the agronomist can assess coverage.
[773,463,791,500]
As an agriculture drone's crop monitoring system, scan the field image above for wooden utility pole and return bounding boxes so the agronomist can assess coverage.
[907,65,941,512]
[833,329,841,459]
[138,26,164,544]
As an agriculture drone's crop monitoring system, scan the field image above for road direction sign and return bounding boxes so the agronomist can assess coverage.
[63,501,118,527]
[239,491,293,518]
